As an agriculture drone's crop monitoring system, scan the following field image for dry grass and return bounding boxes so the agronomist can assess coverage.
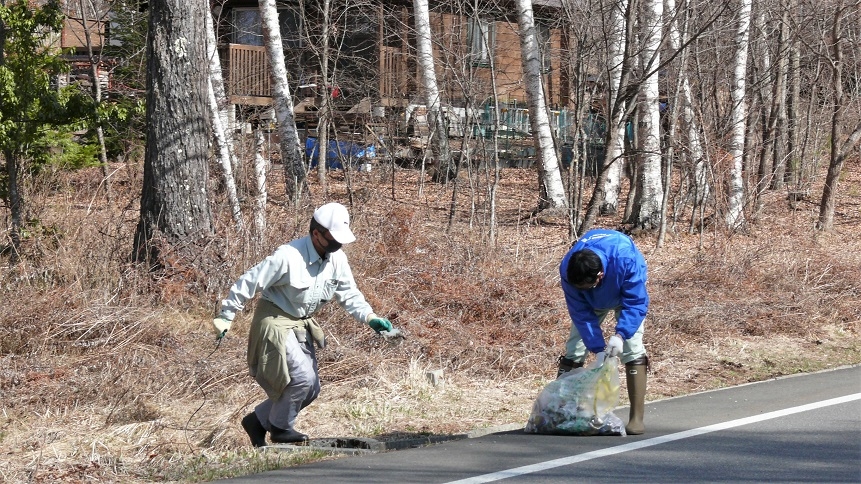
[1,156,859,482]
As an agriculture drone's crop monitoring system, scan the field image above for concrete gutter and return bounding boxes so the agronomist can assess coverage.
[267,423,525,455]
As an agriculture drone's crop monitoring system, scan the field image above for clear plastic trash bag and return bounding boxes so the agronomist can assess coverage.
[525,354,626,436]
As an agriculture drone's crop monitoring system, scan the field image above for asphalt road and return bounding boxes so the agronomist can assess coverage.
[220,365,861,483]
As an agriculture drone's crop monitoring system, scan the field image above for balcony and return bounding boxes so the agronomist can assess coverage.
[226,44,272,106]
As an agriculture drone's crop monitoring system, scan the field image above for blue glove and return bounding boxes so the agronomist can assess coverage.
[368,317,393,334]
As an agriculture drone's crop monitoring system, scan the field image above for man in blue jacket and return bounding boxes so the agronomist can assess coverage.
[558,229,650,435]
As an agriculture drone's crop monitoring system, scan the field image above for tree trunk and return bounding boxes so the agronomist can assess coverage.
[818,1,861,231]
[78,0,111,203]
[516,0,566,210]
[414,0,454,183]
[726,0,751,231]
[133,0,213,263]
[667,0,709,214]
[769,7,789,190]
[252,128,269,242]
[316,0,331,194]
[786,5,801,187]
[600,0,630,216]
[205,7,242,230]
[3,149,21,263]
[629,0,664,231]
[259,0,307,203]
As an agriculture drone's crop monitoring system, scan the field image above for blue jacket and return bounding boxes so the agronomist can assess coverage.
[559,229,649,353]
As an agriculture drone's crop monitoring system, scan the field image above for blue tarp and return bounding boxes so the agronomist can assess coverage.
[305,137,376,169]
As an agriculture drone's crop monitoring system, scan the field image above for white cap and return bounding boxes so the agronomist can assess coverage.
[313,202,356,244]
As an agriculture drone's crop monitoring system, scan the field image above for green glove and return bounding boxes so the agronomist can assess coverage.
[212,316,232,339]
[368,317,393,334]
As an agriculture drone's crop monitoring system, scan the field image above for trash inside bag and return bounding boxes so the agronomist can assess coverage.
[525,354,626,436]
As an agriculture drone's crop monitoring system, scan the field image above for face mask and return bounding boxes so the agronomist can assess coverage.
[323,238,342,254]
[318,230,342,254]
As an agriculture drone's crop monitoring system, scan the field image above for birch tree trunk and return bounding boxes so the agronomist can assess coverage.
[516,0,566,209]
[666,0,709,213]
[414,0,454,183]
[725,0,751,230]
[204,4,233,146]
[259,0,307,203]
[599,0,630,216]
[205,6,242,229]
[252,128,269,240]
[629,0,664,230]
[207,77,243,229]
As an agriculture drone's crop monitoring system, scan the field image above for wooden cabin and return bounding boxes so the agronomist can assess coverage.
[214,0,572,162]
[55,5,112,93]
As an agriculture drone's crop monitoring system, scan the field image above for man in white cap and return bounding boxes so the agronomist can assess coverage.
[212,202,397,446]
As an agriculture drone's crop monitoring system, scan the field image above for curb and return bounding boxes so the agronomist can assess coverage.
[268,423,525,455]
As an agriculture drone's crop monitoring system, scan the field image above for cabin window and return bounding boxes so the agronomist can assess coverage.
[536,22,552,72]
[231,7,303,50]
[467,17,494,67]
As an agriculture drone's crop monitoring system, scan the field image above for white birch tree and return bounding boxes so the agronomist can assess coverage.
[414,0,454,182]
[666,0,709,213]
[259,0,307,202]
[599,0,630,215]
[516,0,566,209]
[252,128,269,239]
[205,6,242,229]
[725,0,751,230]
[629,0,664,229]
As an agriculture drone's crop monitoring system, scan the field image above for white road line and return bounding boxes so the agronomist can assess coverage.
[445,393,861,484]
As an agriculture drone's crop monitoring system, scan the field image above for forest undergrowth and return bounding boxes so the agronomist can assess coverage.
[1,157,859,482]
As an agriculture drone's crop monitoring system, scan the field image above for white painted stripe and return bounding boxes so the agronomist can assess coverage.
[446,393,861,484]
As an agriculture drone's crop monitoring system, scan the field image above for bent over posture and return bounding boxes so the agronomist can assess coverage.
[558,228,650,435]
[212,203,398,446]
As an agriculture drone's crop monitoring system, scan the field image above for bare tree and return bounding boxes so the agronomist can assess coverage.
[133,0,212,262]
[666,0,709,227]
[259,0,307,203]
[414,0,454,183]
[252,128,269,240]
[725,0,751,231]
[67,0,111,201]
[205,5,242,230]
[817,0,861,231]
[516,0,566,210]
[597,0,631,217]
[627,0,664,230]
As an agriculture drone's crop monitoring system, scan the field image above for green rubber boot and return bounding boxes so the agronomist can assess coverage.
[625,357,648,435]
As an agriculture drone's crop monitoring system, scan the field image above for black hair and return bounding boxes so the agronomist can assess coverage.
[566,249,603,285]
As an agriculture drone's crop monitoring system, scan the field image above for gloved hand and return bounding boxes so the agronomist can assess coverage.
[212,316,232,339]
[380,327,405,341]
[606,334,623,357]
[368,317,393,334]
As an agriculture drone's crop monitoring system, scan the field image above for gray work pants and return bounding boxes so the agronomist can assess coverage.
[254,329,320,431]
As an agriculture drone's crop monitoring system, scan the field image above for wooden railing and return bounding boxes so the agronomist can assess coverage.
[227,44,271,105]
[226,43,408,107]
[380,45,406,102]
